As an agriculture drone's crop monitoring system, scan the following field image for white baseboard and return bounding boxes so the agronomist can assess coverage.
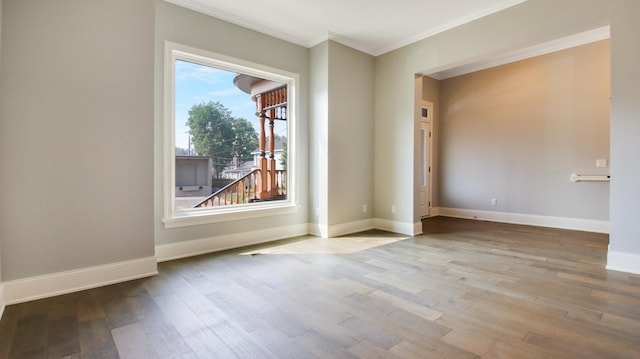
[435,207,609,234]
[158,219,418,262]
[414,220,423,235]
[607,250,640,275]
[155,223,309,262]
[373,218,422,236]
[3,257,158,305]
[309,219,375,238]
[328,219,374,237]
[308,223,329,238]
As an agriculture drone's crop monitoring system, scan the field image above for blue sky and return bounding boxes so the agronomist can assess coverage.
[174,60,257,150]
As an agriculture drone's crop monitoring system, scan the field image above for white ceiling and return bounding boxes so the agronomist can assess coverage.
[165,0,527,56]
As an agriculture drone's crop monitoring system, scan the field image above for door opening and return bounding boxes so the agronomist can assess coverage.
[420,101,433,218]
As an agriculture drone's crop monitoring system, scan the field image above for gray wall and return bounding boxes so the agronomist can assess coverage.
[0,0,3,285]
[0,0,155,280]
[309,41,375,234]
[154,1,310,245]
[327,41,375,226]
[375,0,640,259]
[438,40,610,219]
[610,3,640,255]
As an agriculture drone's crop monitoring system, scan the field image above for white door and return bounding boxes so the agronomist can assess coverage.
[420,102,433,218]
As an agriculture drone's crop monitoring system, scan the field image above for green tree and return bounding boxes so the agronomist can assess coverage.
[186,101,258,177]
[231,117,259,162]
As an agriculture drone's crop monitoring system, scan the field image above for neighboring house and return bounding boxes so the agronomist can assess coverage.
[221,159,255,180]
[221,137,286,179]
[175,155,212,197]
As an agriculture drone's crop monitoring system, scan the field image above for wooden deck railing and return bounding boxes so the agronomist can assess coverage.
[193,169,286,208]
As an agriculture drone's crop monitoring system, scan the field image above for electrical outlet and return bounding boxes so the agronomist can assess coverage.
[391,205,396,214]
[491,198,497,206]
[596,159,608,168]
[363,204,367,213]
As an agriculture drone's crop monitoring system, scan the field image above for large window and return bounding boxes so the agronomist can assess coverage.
[163,42,298,228]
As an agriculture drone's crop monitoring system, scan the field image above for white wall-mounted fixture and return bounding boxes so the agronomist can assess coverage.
[570,173,610,182]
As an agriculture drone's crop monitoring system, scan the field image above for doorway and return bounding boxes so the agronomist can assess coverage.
[420,101,433,218]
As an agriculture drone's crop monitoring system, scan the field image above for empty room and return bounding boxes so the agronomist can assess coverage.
[1,0,639,358]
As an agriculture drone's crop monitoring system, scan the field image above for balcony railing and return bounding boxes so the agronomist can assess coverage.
[193,169,286,208]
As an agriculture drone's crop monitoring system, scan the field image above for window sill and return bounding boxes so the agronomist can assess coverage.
[162,201,300,229]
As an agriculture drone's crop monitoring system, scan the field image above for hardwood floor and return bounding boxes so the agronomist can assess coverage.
[1,217,640,358]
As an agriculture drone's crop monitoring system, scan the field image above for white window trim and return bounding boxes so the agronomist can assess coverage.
[163,41,300,228]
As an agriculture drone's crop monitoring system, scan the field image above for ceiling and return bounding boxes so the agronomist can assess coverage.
[165,0,527,56]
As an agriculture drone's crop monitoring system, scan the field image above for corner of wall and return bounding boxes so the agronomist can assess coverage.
[0,0,5,324]
[309,223,328,238]
[607,249,640,275]
[0,283,5,321]
[373,218,422,236]
[327,219,374,238]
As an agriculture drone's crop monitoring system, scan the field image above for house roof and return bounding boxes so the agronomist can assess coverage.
[251,138,285,154]
[224,160,255,173]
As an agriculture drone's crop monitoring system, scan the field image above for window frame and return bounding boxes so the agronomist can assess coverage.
[163,41,300,228]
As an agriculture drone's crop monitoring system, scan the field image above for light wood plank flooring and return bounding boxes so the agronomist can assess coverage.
[1,217,640,358]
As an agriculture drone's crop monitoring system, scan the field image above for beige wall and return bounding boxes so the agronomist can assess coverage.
[0,0,155,280]
[375,0,615,227]
[437,40,610,219]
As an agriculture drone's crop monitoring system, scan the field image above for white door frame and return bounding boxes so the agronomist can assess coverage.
[420,101,433,218]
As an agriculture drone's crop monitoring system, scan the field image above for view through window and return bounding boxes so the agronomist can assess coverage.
[173,59,288,212]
